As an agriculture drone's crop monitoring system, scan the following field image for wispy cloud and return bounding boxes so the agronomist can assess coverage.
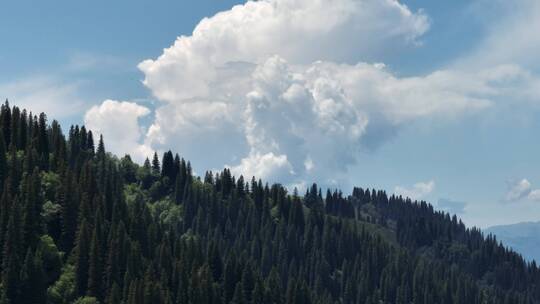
[0,76,86,119]
[437,198,467,215]
[65,51,127,73]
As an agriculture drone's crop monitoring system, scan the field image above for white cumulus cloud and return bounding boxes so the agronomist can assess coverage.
[133,0,437,185]
[505,179,532,201]
[527,190,540,202]
[138,0,429,103]
[505,179,540,202]
[395,180,435,200]
[84,100,152,161]
[229,152,293,183]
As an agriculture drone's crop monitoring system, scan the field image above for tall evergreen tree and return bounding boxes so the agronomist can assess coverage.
[161,150,175,181]
[87,227,103,300]
[19,249,47,304]
[0,131,6,190]
[1,100,11,148]
[74,219,91,297]
[97,135,105,159]
[87,130,95,155]
[22,169,43,249]
[152,152,160,175]
[2,197,22,303]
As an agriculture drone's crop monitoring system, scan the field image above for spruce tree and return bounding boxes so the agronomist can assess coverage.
[0,181,11,259]
[19,249,47,304]
[22,169,43,249]
[87,131,95,155]
[2,197,22,303]
[161,150,175,181]
[241,263,255,303]
[87,227,103,300]
[74,218,91,297]
[152,152,160,175]
[0,131,6,191]
[60,172,78,253]
[1,100,11,148]
[37,113,49,169]
[97,135,105,159]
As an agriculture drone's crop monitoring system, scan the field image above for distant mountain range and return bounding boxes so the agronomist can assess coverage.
[486,221,540,263]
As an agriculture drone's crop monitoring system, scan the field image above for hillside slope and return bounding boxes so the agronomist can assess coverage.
[487,222,540,263]
[0,101,539,303]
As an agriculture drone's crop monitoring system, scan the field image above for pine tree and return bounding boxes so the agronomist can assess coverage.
[19,249,47,304]
[224,256,239,303]
[174,172,184,204]
[152,152,160,175]
[265,268,283,304]
[208,242,223,282]
[87,131,95,155]
[37,113,49,169]
[2,198,22,303]
[97,135,105,159]
[231,282,245,304]
[19,249,35,304]
[0,131,6,191]
[161,151,175,181]
[75,218,91,297]
[252,274,265,304]
[60,172,78,252]
[0,181,12,260]
[87,227,103,300]
[107,282,121,304]
[22,169,43,249]
[241,263,255,303]
[1,100,11,148]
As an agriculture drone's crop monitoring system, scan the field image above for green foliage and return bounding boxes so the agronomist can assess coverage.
[0,130,6,189]
[74,219,90,297]
[37,235,63,284]
[124,183,148,206]
[47,264,76,304]
[149,199,182,226]
[41,172,61,202]
[120,155,138,184]
[73,296,99,304]
[42,201,62,239]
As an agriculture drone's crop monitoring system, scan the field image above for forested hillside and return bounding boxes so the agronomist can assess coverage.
[0,100,539,304]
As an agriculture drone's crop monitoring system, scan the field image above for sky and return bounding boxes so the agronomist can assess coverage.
[1,0,540,228]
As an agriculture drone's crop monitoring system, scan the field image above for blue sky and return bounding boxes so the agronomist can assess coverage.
[1,0,540,228]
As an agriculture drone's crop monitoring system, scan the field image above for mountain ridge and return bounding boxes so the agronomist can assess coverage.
[487,221,540,263]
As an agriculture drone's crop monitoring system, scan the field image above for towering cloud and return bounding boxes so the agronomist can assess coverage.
[138,0,430,102]
[85,0,540,188]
